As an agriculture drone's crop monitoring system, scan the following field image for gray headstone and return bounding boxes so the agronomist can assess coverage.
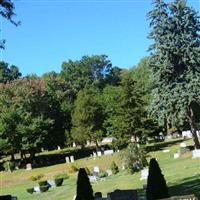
[65,156,70,163]
[70,155,75,163]
[26,163,32,170]
[108,189,138,200]
[192,149,200,158]
[104,150,114,155]
[140,169,148,180]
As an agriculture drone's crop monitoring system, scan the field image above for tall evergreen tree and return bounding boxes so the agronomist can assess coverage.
[75,168,94,200]
[148,0,200,148]
[146,158,169,200]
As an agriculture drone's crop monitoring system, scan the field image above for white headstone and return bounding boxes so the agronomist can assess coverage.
[47,180,55,187]
[26,163,32,170]
[104,149,114,155]
[70,155,74,163]
[192,149,200,158]
[65,156,70,163]
[89,175,97,182]
[34,186,40,193]
[106,169,112,176]
[72,142,76,147]
[162,149,170,153]
[140,169,148,180]
[57,146,61,150]
[174,153,180,159]
[97,151,102,157]
[180,142,187,148]
[93,152,97,157]
[94,166,100,173]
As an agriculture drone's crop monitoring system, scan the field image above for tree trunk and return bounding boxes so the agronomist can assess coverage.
[188,106,200,149]
[95,140,100,152]
[11,153,15,161]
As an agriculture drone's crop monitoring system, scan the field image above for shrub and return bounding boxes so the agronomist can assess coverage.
[39,185,49,193]
[76,168,94,200]
[68,164,79,173]
[54,173,69,180]
[3,161,16,172]
[29,174,44,181]
[121,143,148,174]
[146,158,169,200]
[27,188,34,194]
[98,171,108,178]
[111,161,119,174]
[54,178,64,187]
[38,180,48,187]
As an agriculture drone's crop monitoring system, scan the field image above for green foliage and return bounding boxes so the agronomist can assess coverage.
[54,173,69,180]
[147,0,200,148]
[3,161,16,172]
[76,168,94,200]
[98,171,108,178]
[38,180,48,187]
[146,158,169,200]
[71,86,104,147]
[26,188,34,194]
[110,161,119,175]
[39,185,49,193]
[29,174,44,181]
[54,178,64,187]
[121,143,148,174]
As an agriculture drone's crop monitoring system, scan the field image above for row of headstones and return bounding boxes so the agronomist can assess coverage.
[33,180,56,193]
[162,142,200,159]
[91,149,118,158]
[65,155,75,163]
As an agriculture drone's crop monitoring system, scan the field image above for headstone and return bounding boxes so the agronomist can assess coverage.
[174,153,180,159]
[161,194,197,200]
[34,186,40,193]
[26,163,32,170]
[140,168,148,180]
[106,169,112,176]
[192,149,200,158]
[11,197,17,200]
[97,151,102,157]
[65,156,70,163]
[89,175,97,182]
[163,149,170,153]
[41,147,44,152]
[47,180,55,187]
[94,166,100,173]
[104,150,114,155]
[87,140,90,146]
[108,189,138,200]
[93,152,97,157]
[57,146,61,150]
[70,155,74,163]
[73,142,76,147]
[180,142,187,148]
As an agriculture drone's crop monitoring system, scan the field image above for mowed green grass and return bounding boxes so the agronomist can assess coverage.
[1,139,200,200]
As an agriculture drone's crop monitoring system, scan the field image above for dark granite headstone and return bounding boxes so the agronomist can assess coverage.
[108,189,138,200]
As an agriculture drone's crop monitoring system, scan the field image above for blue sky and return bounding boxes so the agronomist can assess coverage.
[2,0,200,76]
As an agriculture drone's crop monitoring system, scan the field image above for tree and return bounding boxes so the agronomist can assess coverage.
[61,55,112,94]
[0,0,20,48]
[146,158,169,200]
[0,61,21,83]
[148,0,200,149]
[71,86,104,148]
[75,168,94,200]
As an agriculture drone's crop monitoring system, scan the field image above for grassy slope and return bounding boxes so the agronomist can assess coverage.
[1,139,200,200]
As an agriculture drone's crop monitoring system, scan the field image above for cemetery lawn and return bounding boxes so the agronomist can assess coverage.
[1,139,200,200]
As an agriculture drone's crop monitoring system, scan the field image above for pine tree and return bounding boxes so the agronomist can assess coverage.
[146,158,169,200]
[148,0,200,149]
[75,168,94,200]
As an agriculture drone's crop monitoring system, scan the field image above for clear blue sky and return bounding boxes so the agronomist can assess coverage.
[2,0,199,76]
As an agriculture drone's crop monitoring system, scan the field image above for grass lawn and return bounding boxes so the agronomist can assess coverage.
[1,139,200,200]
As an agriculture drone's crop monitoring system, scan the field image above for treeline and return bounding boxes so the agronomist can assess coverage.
[0,56,163,160]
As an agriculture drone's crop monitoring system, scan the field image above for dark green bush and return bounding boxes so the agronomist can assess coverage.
[27,188,34,194]
[54,178,64,187]
[98,171,108,178]
[39,185,49,193]
[111,161,119,174]
[38,180,48,187]
[54,173,69,180]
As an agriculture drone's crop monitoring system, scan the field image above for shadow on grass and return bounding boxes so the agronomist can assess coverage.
[169,176,200,198]
[145,139,188,153]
